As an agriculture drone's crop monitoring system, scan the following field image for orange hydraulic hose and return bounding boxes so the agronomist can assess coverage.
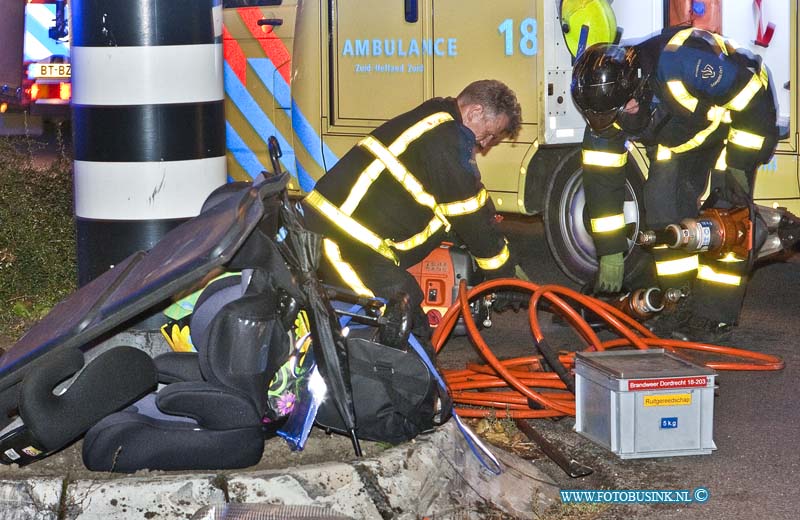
[433,278,784,419]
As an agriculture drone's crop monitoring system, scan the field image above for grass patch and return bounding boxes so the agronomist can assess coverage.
[0,127,75,339]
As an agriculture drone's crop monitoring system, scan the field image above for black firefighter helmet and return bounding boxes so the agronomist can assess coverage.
[571,43,649,133]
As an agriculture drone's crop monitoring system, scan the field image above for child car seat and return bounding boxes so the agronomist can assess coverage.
[0,346,157,466]
[82,269,292,472]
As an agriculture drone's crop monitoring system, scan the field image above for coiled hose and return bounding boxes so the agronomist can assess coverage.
[431,279,784,419]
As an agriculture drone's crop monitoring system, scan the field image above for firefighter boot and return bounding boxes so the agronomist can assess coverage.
[672,316,735,344]
[647,286,693,337]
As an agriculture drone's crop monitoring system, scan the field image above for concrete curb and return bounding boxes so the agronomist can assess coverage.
[0,422,560,519]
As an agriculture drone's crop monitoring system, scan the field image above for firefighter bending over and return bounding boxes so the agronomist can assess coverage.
[571,28,778,343]
[302,79,527,344]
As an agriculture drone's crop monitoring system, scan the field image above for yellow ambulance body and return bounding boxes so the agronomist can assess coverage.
[222,0,798,282]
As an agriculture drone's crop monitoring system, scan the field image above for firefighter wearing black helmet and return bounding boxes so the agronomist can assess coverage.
[571,27,778,343]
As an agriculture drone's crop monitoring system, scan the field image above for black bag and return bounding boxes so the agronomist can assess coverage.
[315,336,451,445]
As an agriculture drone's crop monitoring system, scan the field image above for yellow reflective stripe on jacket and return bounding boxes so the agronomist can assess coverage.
[667,27,729,55]
[728,128,765,150]
[710,33,730,54]
[341,161,383,216]
[323,239,375,297]
[590,213,626,233]
[340,112,454,215]
[705,105,731,123]
[667,80,699,113]
[665,28,693,51]
[670,107,726,153]
[439,188,489,216]
[391,111,454,150]
[474,241,510,271]
[359,135,452,231]
[724,64,769,112]
[310,111,475,259]
[582,149,628,168]
[359,136,437,208]
[305,190,399,263]
[388,218,445,251]
[697,264,742,286]
[655,255,699,276]
[656,145,672,161]
[665,28,767,113]
[389,190,488,251]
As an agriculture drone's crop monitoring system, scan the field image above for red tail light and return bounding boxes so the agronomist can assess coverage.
[30,83,40,100]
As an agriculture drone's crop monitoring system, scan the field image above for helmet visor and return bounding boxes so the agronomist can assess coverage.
[582,106,623,133]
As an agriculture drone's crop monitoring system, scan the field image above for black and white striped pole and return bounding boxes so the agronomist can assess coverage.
[71,0,226,289]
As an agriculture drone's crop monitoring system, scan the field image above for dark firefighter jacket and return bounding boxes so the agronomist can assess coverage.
[302,97,514,286]
[582,27,779,256]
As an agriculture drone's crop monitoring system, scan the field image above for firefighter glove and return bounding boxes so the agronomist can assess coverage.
[595,252,624,293]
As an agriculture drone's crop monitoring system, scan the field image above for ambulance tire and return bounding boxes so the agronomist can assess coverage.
[543,148,653,288]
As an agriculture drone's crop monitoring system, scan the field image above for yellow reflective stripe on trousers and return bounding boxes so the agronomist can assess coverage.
[582,149,627,167]
[697,265,742,286]
[340,112,454,215]
[667,80,699,113]
[718,252,745,263]
[323,239,375,298]
[656,255,699,276]
[590,213,626,233]
[474,241,510,271]
[305,190,399,264]
[728,128,765,150]
[714,148,728,170]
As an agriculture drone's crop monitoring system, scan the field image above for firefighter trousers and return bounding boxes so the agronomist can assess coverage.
[643,145,750,324]
[316,239,436,355]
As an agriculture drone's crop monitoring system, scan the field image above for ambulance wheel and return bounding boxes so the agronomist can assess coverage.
[543,148,652,286]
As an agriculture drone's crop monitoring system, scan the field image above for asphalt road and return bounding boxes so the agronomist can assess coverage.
[437,214,799,519]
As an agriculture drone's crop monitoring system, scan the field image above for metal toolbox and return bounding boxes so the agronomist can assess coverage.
[575,349,717,459]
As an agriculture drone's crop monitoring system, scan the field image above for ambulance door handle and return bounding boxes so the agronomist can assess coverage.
[405,0,418,23]
[257,18,284,27]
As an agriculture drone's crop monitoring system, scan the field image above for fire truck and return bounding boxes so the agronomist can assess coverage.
[220,0,797,285]
[0,0,70,134]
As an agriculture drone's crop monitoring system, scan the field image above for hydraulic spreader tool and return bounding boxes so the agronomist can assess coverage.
[637,204,800,261]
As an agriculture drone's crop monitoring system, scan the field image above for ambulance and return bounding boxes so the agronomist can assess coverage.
[222,0,797,284]
[0,0,71,131]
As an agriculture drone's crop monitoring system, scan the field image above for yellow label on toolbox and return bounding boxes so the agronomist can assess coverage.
[644,394,692,407]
